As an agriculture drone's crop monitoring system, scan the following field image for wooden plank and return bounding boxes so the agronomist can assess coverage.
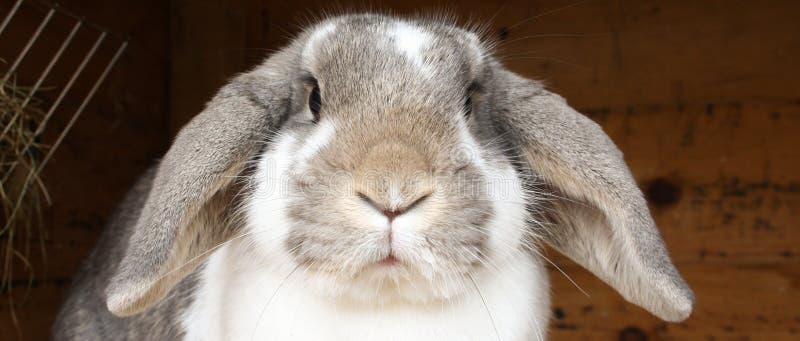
[0,282,69,340]
[550,329,799,341]
[546,263,800,340]
[590,101,800,265]
[494,0,800,108]
[169,0,255,134]
[2,240,93,280]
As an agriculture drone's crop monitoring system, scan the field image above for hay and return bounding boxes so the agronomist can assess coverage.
[0,73,49,309]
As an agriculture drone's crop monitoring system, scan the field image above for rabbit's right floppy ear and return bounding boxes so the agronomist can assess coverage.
[488,66,694,322]
[105,58,293,316]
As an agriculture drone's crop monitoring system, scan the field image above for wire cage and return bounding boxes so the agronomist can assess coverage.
[0,0,126,325]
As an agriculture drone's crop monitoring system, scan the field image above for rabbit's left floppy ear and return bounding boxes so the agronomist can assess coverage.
[488,66,693,322]
[105,57,293,316]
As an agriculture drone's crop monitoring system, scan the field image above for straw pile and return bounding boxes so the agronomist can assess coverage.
[0,73,49,302]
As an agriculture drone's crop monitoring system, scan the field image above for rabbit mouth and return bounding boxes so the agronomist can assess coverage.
[279,234,486,304]
[377,254,400,266]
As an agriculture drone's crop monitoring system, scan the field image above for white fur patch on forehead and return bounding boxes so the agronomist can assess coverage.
[389,22,431,70]
[298,119,336,161]
[303,22,337,61]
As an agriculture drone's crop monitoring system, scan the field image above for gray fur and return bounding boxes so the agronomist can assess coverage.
[103,47,299,316]
[54,13,692,339]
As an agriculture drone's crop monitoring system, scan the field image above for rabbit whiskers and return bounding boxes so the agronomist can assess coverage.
[250,263,301,341]
[467,272,503,341]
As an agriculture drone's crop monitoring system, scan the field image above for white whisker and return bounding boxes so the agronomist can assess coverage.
[468,272,502,341]
[250,264,300,340]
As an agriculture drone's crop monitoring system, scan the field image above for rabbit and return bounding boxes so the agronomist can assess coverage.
[53,13,694,341]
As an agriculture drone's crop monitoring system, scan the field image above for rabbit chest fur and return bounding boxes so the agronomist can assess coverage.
[183,242,548,341]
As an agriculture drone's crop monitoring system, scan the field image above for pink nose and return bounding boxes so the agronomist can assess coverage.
[357,192,430,222]
[382,209,401,222]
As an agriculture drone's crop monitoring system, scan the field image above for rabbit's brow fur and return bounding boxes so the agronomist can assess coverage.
[53,13,693,340]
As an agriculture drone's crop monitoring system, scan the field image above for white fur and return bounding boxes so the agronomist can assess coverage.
[388,184,403,210]
[304,23,337,61]
[389,22,431,74]
[183,242,548,341]
[465,32,486,66]
[455,120,486,170]
[182,128,549,340]
[298,119,336,162]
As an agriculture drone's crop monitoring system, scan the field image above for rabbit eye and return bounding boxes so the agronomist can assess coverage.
[309,85,322,122]
[464,82,479,119]
[463,95,473,119]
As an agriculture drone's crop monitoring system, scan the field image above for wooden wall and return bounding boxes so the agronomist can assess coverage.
[1,0,798,339]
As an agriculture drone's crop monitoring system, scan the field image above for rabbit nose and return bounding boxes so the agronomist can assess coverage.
[357,192,399,222]
[382,209,400,222]
[357,192,430,222]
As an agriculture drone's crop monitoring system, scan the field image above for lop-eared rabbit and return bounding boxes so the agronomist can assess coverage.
[54,14,693,340]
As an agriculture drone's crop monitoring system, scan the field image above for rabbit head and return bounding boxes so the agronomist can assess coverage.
[105,14,693,324]
[244,18,528,305]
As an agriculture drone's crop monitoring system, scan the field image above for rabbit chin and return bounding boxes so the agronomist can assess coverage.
[296,255,482,305]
